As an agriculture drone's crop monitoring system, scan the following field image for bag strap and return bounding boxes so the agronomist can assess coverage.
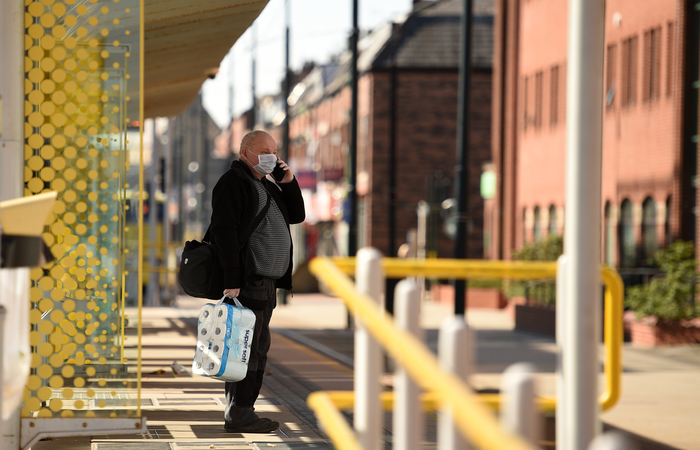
[218,295,243,307]
[203,192,271,246]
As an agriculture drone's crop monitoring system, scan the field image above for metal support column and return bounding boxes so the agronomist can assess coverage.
[0,0,27,446]
[563,0,605,448]
[348,0,359,256]
[453,0,473,315]
[282,0,291,161]
[148,120,160,307]
[0,0,25,202]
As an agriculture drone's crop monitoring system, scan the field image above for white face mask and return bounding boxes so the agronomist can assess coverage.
[245,149,277,175]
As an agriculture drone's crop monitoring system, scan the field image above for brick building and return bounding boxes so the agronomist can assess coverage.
[288,0,495,260]
[491,0,700,266]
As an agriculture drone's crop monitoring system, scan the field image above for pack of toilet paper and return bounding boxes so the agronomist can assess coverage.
[192,297,256,382]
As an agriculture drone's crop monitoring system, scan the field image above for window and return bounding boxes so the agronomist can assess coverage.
[641,197,657,263]
[535,71,544,128]
[621,36,638,107]
[523,76,530,131]
[533,206,542,241]
[667,22,674,97]
[619,199,636,267]
[548,205,557,235]
[604,202,615,266]
[550,65,560,125]
[606,44,617,109]
[359,115,369,171]
[642,27,661,102]
[665,196,672,245]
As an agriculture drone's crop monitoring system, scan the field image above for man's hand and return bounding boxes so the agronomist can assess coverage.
[276,159,294,184]
[224,288,240,298]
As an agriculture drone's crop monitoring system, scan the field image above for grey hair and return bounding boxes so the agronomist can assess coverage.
[240,130,271,153]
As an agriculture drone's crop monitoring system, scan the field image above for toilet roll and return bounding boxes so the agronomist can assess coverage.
[191,297,256,382]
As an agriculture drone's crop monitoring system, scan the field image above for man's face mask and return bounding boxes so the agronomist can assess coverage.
[245,149,277,175]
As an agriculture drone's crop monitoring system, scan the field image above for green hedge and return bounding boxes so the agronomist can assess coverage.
[626,240,699,320]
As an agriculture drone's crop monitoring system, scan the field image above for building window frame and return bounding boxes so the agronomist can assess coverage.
[606,44,617,110]
[619,199,637,267]
[533,205,542,242]
[534,71,544,129]
[621,35,638,108]
[550,65,559,125]
[666,21,675,98]
[642,26,662,102]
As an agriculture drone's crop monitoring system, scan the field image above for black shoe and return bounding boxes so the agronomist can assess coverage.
[225,417,279,433]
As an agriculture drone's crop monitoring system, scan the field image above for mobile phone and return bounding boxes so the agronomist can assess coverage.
[272,162,285,181]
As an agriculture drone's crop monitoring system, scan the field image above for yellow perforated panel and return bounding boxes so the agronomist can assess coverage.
[23,0,140,419]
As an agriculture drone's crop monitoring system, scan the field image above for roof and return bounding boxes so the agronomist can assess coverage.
[370,0,494,71]
[291,0,493,110]
[120,0,269,118]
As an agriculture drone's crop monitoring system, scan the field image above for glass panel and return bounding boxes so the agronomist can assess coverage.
[23,0,141,419]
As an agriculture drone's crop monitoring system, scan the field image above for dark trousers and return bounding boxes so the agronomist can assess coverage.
[224,276,276,425]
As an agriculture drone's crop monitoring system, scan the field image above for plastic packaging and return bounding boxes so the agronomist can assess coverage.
[192,296,256,382]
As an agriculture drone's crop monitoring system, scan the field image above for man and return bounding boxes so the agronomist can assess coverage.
[209,130,305,433]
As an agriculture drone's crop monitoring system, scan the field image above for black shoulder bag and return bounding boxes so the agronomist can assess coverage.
[179,194,271,299]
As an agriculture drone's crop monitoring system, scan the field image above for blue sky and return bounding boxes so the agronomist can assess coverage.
[202,0,413,128]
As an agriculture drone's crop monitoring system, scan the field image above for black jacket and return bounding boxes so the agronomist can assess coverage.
[210,160,305,290]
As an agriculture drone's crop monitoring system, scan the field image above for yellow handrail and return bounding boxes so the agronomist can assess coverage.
[331,257,558,279]
[600,266,624,410]
[318,390,557,413]
[307,392,364,450]
[327,257,623,411]
[309,257,535,450]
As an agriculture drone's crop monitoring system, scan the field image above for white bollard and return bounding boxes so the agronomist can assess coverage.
[355,247,384,450]
[501,362,540,446]
[394,279,423,450]
[588,431,638,450]
[438,316,472,450]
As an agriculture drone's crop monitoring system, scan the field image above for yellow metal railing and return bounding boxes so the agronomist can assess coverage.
[307,257,624,449]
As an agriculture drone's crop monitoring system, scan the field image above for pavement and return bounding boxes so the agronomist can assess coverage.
[31,293,700,450]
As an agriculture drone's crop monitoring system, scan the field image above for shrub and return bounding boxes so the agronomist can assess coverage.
[508,235,563,306]
[512,234,563,262]
[625,240,699,320]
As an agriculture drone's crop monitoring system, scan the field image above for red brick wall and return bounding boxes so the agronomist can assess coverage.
[496,0,687,264]
[365,69,492,259]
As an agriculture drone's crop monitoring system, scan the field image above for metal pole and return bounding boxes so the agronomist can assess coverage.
[453,0,473,315]
[347,0,359,256]
[251,24,257,129]
[0,304,7,440]
[0,1,26,446]
[282,0,290,161]
[394,279,423,450]
[354,247,383,450]
[163,120,174,303]
[563,0,605,448]
[148,120,160,307]
[501,363,539,446]
[438,316,472,450]
[0,0,24,202]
